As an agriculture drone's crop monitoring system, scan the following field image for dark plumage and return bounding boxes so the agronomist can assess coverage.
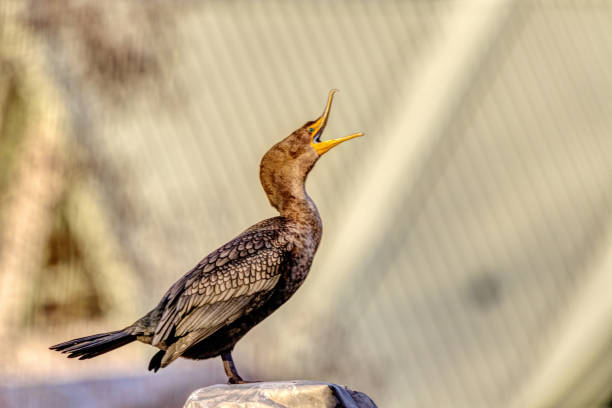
[50,90,363,383]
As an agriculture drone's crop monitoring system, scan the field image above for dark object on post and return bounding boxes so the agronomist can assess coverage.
[50,90,363,383]
[183,381,377,408]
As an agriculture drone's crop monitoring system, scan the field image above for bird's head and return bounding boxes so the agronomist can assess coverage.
[260,89,363,213]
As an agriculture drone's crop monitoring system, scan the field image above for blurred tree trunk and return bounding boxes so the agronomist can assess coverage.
[0,0,69,337]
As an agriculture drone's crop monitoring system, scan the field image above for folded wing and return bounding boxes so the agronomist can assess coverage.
[150,220,289,367]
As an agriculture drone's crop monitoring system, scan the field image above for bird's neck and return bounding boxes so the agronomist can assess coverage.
[274,184,321,225]
[279,189,323,255]
[261,171,321,229]
[281,190,321,227]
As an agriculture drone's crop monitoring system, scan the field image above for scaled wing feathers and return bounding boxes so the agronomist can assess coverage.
[151,223,288,348]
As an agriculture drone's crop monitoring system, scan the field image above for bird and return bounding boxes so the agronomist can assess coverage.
[50,89,363,384]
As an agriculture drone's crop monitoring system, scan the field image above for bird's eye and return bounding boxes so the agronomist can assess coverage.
[308,127,314,133]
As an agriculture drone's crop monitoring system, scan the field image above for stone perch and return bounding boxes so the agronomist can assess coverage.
[183,381,377,408]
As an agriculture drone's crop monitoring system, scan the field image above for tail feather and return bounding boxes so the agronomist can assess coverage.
[50,330,135,360]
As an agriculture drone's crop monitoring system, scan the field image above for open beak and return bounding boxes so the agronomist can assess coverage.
[309,89,363,156]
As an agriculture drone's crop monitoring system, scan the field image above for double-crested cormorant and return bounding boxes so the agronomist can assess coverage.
[50,90,363,383]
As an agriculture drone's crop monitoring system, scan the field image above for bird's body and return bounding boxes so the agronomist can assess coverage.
[51,90,362,383]
[138,213,321,372]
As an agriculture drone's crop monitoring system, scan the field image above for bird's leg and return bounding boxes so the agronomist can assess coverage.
[221,352,247,384]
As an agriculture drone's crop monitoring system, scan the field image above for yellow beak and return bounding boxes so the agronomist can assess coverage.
[310,89,363,156]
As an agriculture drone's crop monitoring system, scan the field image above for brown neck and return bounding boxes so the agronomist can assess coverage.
[259,167,320,229]
[259,132,322,228]
[279,189,321,226]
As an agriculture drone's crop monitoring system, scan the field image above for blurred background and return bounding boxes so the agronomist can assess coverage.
[1,0,612,407]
